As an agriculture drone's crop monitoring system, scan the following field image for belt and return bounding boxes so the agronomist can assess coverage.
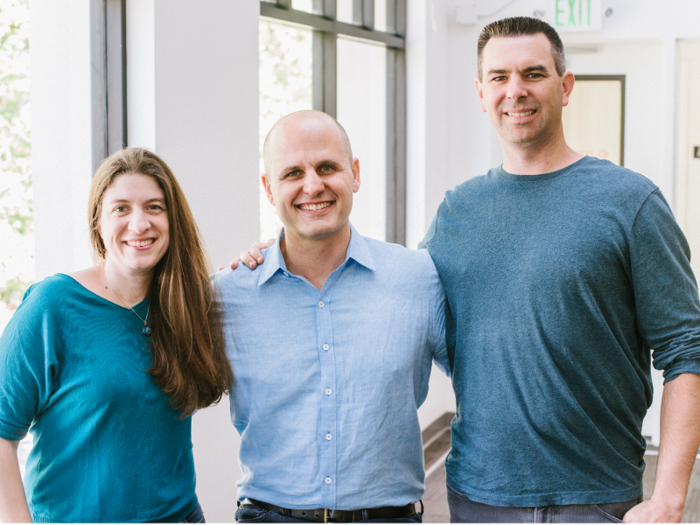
[244,498,421,523]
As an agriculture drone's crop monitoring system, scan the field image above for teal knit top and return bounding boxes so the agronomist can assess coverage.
[0,274,198,523]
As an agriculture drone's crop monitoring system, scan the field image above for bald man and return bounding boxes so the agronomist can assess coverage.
[215,110,448,523]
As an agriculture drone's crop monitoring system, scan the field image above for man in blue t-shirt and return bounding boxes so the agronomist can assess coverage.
[421,16,700,523]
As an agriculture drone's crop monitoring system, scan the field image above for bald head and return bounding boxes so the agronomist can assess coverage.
[263,110,353,176]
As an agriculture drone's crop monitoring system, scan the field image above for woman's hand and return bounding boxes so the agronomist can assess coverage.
[0,437,32,523]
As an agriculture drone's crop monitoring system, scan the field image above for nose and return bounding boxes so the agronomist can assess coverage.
[128,209,151,234]
[302,170,325,196]
[506,76,527,100]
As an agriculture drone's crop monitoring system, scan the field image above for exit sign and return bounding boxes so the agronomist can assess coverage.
[549,0,603,32]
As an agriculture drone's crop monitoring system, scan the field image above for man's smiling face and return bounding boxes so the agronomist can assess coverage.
[476,33,574,150]
[262,112,360,245]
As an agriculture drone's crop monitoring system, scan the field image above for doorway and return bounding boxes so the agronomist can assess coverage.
[675,41,700,280]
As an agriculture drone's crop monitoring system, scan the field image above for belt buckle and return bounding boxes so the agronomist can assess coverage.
[324,508,329,523]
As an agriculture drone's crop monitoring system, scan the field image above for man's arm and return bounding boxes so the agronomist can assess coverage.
[623,373,700,523]
[0,437,31,523]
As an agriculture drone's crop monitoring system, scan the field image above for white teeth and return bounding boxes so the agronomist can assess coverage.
[508,110,535,117]
[126,240,154,247]
[299,202,331,211]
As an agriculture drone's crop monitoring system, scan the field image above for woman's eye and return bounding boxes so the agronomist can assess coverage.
[115,206,127,213]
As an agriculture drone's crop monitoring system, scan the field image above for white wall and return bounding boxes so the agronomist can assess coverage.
[31,0,94,279]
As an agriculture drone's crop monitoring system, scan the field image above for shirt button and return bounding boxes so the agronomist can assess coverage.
[325,477,332,484]
[318,301,324,307]
[323,344,329,351]
[325,388,332,395]
[326,433,332,440]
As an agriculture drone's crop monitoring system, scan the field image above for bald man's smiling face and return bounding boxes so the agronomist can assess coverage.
[262,113,360,245]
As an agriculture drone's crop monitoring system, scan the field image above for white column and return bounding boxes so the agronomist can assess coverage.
[125,1,260,520]
[406,0,457,430]
[31,0,94,279]
[405,0,428,250]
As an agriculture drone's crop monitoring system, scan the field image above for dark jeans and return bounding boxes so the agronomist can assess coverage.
[235,502,422,523]
[446,483,642,523]
[182,502,206,523]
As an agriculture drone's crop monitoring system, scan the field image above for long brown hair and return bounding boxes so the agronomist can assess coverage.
[89,147,232,417]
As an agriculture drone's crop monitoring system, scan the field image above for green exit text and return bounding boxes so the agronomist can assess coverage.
[555,0,592,27]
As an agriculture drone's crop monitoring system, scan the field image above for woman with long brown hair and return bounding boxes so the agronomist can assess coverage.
[0,148,231,523]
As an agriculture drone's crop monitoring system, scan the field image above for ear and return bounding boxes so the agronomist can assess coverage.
[561,71,575,107]
[351,158,361,193]
[475,77,487,112]
[261,174,275,206]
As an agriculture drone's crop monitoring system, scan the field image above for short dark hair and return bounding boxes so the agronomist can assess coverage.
[477,17,566,80]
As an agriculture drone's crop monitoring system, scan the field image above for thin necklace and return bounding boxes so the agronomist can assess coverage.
[104,272,151,336]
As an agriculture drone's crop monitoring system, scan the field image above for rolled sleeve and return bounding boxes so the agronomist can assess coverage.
[630,190,700,382]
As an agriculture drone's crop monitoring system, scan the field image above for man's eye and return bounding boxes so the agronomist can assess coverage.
[286,170,301,178]
[319,165,334,173]
[491,76,506,82]
[528,73,543,79]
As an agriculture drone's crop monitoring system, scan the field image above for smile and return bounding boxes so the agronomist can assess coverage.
[506,110,536,117]
[125,239,155,247]
[298,202,332,211]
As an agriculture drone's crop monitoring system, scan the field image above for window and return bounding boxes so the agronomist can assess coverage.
[259,0,406,243]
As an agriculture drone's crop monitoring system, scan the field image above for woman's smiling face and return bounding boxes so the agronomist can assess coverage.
[98,172,170,277]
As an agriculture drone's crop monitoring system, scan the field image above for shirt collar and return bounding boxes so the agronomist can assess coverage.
[257,228,288,287]
[257,223,376,287]
[345,223,376,272]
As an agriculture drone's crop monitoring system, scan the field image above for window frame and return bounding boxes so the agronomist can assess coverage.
[90,0,128,174]
[260,0,407,245]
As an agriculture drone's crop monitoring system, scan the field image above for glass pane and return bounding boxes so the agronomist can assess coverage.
[337,38,387,242]
[336,0,356,25]
[374,0,388,32]
[259,20,313,241]
[292,0,314,13]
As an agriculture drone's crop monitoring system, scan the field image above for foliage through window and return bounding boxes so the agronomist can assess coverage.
[0,0,32,334]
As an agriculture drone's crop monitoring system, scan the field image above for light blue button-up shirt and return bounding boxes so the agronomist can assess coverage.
[216,226,448,510]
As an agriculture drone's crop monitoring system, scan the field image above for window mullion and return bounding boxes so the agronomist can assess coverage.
[395,0,406,36]
[322,0,336,18]
[363,0,375,30]
[385,47,405,245]
[352,0,363,25]
[312,31,337,117]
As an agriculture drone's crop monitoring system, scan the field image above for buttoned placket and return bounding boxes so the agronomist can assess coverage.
[314,265,345,510]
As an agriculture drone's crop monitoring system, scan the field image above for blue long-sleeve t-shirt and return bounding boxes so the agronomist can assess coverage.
[422,156,700,507]
[0,274,197,523]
